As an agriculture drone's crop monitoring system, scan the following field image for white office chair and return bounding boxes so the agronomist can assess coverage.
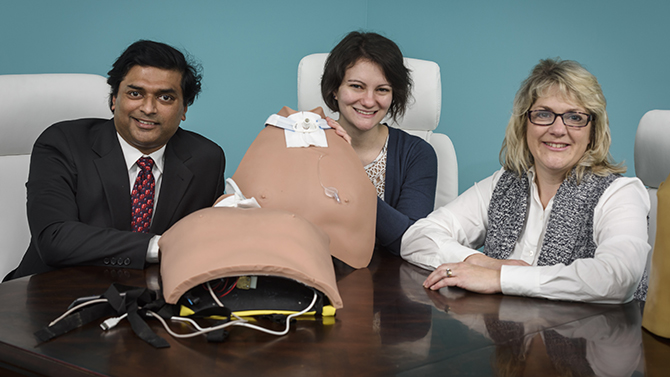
[634,110,670,265]
[297,53,458,209]
[0,74,112,279]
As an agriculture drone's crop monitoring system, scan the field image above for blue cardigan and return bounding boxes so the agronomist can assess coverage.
[378,126,437,255]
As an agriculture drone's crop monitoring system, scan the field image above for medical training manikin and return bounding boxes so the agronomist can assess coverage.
[159,106,377,306]
[37,107,377,347]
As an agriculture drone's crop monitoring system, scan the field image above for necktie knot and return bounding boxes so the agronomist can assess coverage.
[137,157,154,171]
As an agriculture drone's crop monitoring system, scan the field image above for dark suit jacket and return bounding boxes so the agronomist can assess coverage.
[8,118,225,280]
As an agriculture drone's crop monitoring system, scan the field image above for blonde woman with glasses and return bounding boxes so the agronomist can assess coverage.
[401,58,650,304]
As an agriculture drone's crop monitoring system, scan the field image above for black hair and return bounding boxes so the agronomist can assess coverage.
[107,40,202,109]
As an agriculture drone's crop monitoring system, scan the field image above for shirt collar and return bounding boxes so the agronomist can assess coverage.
[527,166,536,183]
[526,166,556,209]
[116,132,166,174]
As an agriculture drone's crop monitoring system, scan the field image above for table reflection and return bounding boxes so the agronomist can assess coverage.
[416,267,643,377]
[4,253,651,377]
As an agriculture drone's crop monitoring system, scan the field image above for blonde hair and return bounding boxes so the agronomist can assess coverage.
[500,58,625,182]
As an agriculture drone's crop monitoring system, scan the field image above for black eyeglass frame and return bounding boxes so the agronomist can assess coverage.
[527,110,592,128]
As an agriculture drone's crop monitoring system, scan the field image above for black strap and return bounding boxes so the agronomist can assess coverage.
[191,306,233,319]
[313,290,324,318]
[206,321,230,343]
[259,314,289,325]
[35,283,171,349]
[103,284,170,348]
[127,299,170,348]
[34,302,116,343]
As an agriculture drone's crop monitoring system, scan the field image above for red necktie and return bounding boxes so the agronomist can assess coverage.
[131,157,155,233]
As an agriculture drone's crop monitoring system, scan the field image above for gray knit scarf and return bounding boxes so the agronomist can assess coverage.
[484,169,647,301]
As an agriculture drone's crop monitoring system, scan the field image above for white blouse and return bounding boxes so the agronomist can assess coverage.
[401,167,651,304]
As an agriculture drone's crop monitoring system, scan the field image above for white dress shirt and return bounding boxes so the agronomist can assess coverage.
[401,167,651,304]
[117,133,165,263]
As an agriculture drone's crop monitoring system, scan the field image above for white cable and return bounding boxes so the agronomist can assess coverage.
[172,314,249,332]
[149,290,319,338]
[236,290,318,335]
[171,316,206,331]
[206,281,225,307]
[49,298,109,327]
[100,313,128,330]
[147,311,241,338]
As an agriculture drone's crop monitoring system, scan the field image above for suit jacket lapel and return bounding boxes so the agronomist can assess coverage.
[151,130,194,233]
[92,120,132,231]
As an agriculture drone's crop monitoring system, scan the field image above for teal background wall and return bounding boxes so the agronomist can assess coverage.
[2,0,668,193]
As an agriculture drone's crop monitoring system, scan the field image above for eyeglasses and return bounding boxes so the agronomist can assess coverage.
[527,110,592,128]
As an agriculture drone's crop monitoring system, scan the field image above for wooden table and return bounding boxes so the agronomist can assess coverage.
[1,251,668,376]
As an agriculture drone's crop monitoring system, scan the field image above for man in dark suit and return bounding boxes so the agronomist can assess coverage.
[6,40,225,280]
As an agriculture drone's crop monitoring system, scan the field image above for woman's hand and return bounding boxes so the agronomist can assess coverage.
[423,263,502,295]
[326,117,351,144]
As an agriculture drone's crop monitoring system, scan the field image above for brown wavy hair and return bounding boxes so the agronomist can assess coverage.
[321,31,412,123]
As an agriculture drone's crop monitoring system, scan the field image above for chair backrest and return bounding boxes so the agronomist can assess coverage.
[634,110,670,254]
[297,53,458,209]
[0,74,112,279]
